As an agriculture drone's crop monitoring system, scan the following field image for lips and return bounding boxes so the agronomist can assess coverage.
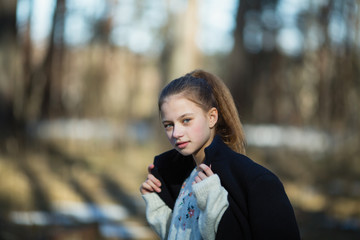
[176,141,189,149]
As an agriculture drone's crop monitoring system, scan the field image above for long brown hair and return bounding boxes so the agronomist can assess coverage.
[158,69,246,154]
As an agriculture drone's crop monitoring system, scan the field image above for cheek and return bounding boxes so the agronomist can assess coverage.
[191,121,210,138]
[165,130,176,145]
[165,130,172,139]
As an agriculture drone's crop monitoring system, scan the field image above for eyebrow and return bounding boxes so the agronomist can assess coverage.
[162,113,194,124]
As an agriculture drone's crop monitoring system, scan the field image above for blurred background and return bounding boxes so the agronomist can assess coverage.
[0,0,360,239]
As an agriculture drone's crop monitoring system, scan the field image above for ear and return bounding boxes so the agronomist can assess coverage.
[208,107,218,128]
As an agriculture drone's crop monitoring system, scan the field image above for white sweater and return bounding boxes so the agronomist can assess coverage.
[142,168,229,240]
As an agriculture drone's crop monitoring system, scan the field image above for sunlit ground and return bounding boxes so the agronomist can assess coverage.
[0,127,360,239]
[0,136,160,239]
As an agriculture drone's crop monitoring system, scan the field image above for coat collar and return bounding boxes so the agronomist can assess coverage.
[204,135,232,165]
[155,135,233,168]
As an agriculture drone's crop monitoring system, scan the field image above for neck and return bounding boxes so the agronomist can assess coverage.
[192,132,215,166]
[192,151,205,167]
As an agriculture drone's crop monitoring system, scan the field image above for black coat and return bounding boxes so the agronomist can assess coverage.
[151,135,301,240]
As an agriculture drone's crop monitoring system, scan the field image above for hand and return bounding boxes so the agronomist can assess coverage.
[193,164,214,184]
[140,164,162,194]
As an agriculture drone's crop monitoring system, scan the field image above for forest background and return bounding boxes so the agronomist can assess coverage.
[0,0,360,239]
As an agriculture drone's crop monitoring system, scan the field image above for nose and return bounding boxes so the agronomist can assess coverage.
[172,124,184,139]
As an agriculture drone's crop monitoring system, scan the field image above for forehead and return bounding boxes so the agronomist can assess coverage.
[160,94,205,119]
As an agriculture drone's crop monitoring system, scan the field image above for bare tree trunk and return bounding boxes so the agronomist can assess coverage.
[168,0,202,79]
[0,0,19,130]
[21,0,34,122]
[228,0,267,121]
[159,0,177,85]
[22,0,66,121]
[0,0,18,42]
[41,0,66,118]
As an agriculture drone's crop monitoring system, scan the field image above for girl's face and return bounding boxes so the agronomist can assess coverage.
[160,94,218,163]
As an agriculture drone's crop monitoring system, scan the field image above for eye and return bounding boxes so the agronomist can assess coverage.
[183,118,191,124]
[163,123,173,129]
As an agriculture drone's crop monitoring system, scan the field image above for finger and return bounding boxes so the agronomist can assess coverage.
[197,171,207,180]
[194,176,202,183]
[140,182,154,194]
[199,164,214,177]
[147,164,155,173]
[146,178,162,193]
[147,174,161,187]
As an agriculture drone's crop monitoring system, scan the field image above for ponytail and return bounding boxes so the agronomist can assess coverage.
[158,69,246,154]
[189,70,246,154]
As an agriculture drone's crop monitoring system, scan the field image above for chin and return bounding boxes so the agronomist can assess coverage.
[175,148,193,156]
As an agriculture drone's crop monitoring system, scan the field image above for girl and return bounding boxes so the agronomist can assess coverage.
[140,70,300,240]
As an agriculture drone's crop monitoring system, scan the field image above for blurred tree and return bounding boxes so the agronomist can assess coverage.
[313,0,360,131]
[0,0,358,137]
[159,0,202,83]
[170,0,202,78]
[0,0,20,133]
[8,0,61,123]
[229,0,284,123]
[40,0,66,118]
[0,0,18,42]
[18,0,67,122]
[92,0,114,44]
[229,0,360,133]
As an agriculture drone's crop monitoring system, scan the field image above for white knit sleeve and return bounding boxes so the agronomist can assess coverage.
[142,193,172,239]
[192,174,229,240]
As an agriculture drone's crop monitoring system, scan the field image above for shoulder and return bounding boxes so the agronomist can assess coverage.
[217,152,277,183]
[205,136,280,187]
[205,136,275,179]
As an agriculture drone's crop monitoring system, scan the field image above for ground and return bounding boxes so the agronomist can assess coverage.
[0,136,360,239]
